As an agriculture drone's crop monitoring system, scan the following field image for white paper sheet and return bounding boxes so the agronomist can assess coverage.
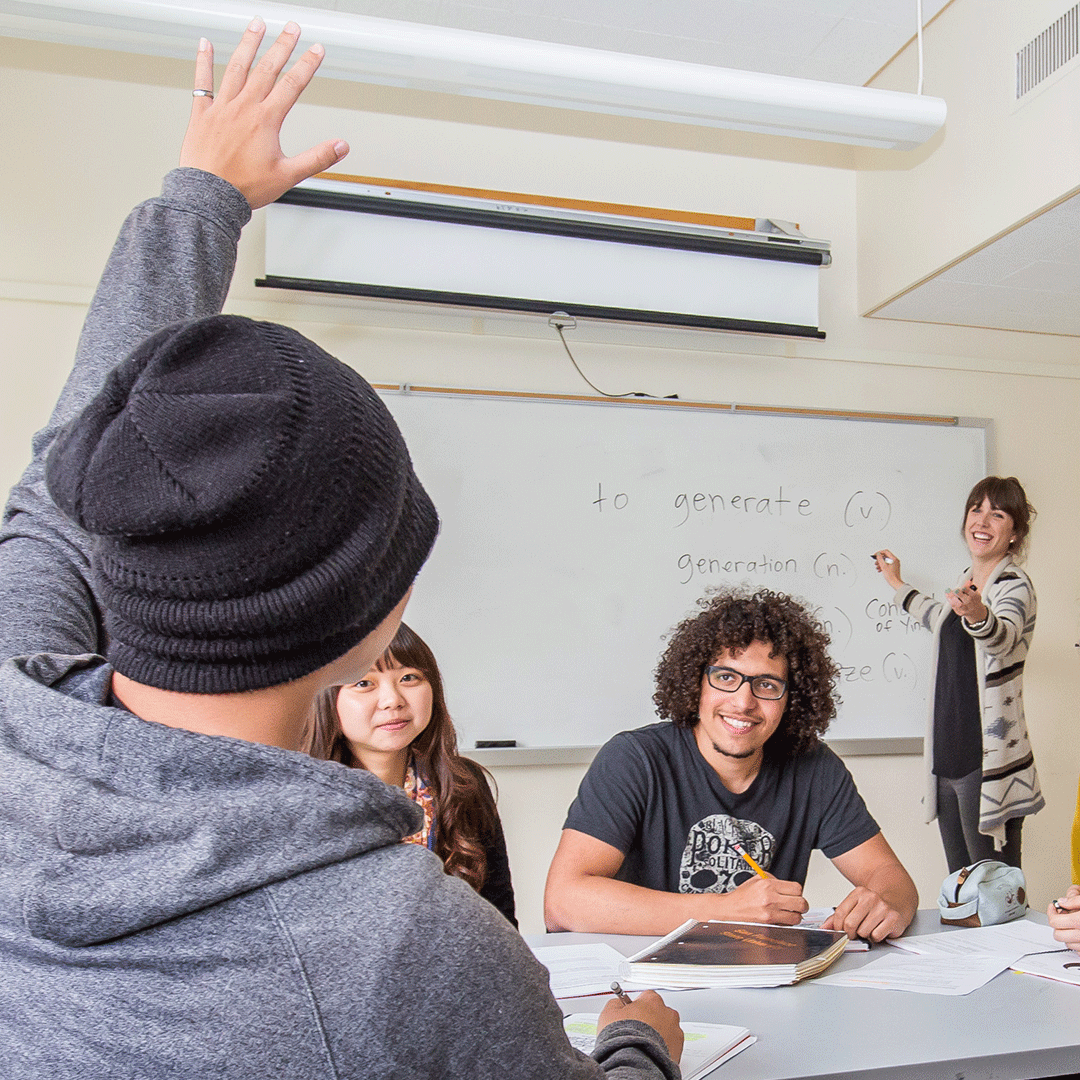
[1010,949,1080,986]
[814,952,1018,995]
[530,942,628,997]
[888,918,1057,959]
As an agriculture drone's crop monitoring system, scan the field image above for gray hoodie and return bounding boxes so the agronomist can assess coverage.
[0,170,678,1080]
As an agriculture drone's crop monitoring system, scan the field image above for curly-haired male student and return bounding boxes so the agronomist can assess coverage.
[546,587,917,942]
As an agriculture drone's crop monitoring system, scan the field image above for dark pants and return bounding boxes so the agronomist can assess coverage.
[936,770,1022,874]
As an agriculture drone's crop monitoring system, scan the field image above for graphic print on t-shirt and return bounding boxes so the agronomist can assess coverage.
[679,815,775,893]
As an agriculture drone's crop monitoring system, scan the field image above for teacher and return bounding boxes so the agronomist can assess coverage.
[874,476,1042,872]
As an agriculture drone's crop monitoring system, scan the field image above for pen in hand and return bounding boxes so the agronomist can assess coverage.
[610,981,632,1005]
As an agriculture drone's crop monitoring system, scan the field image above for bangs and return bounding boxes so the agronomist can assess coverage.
[373,623,438,678]
[967,477,1013,514]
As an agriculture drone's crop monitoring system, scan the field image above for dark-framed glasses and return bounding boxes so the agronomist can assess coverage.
[705,665,787,701]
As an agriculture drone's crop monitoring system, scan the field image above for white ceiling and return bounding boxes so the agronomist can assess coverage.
[871,191,1080,336]
[281,0,1078,339]
[15,0,1068,337]
[283,0,951,86]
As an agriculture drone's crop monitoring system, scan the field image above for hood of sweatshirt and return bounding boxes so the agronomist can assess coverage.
[0,653,423,948]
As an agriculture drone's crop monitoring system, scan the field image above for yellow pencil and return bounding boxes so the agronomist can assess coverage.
[733,843,767,878]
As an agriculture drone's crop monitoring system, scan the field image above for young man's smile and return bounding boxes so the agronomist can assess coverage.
[694,639,788,770]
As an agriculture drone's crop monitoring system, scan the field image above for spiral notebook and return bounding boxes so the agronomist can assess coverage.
[623,919,849,989]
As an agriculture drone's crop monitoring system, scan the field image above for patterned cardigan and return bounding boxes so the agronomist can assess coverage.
[897,555,1043,848]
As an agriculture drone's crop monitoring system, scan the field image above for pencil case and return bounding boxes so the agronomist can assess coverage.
[938,860,1027,927]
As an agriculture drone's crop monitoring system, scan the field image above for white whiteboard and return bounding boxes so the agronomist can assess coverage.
[381,390,988,752]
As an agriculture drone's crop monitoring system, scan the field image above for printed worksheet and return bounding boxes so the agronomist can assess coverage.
[814,952,1018,995]
[889,919,1057,959]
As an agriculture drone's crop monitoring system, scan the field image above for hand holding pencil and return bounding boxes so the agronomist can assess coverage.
[722,843,808,925]
[597,987,684,1061]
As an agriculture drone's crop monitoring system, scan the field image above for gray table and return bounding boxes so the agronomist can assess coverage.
[529,911,1080,1080]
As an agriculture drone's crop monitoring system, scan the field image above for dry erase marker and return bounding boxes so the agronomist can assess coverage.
[733,843,767,879]
[871,553,894,564]
[610,981,632,1005]
[1053,899,1068,914]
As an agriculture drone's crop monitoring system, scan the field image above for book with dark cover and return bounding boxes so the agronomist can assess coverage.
[638,921,847,966]
[624,919,849,988]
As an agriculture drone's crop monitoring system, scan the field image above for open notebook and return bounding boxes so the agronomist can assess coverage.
[563,1014,755,1080]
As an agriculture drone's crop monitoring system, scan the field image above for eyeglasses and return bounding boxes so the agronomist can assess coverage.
[705,665,788,701]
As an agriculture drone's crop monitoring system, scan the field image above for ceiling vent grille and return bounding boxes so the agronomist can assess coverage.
[1016,4,1079,98]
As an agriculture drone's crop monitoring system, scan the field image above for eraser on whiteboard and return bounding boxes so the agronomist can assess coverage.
[475,740,518,748]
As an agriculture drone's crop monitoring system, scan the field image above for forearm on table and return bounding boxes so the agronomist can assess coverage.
[857,863,919,925]
[545,873,732,937]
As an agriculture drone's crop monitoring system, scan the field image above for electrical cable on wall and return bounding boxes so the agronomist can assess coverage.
[549,313,677,400]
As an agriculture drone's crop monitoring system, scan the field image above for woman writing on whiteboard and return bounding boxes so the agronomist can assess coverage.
[305,623,517,925]
[873,476,1042,872]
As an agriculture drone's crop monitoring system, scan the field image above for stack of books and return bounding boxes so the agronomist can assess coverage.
[623,919,849,989]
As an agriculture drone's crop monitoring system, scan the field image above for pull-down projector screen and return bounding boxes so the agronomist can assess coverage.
[259,177,830,338]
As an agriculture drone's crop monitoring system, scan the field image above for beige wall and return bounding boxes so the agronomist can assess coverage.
[859,0,1080,312]
[3,26,1079,936]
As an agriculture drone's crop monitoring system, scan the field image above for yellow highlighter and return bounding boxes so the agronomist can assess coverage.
[733,842,767,879]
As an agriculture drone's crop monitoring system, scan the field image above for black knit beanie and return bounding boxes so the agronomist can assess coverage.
[45,315,438,694]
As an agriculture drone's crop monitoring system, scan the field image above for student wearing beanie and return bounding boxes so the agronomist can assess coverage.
[0,22,681,1080]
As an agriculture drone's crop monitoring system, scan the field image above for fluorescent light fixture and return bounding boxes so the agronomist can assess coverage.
[259,177,830,336]
[0,0,947,149]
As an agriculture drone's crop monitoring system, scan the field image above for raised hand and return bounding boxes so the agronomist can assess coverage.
[179,18,349,209]
[872,549,903,591]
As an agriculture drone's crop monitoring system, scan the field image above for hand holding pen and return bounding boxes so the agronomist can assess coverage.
[946,578,988,624]
[597,985,684,1060]
[871,549,903,591]
[1048,885,1080,954]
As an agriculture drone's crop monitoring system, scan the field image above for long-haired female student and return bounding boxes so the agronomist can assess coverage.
[306,623,516,925]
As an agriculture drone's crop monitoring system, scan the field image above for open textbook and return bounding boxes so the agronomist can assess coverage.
[623,919,848,989]
[563,1014,755,1080]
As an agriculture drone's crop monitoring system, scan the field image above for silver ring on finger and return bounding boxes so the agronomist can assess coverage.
[192,88,214,98]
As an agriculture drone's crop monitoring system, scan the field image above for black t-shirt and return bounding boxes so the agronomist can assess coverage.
[563,722,880,892]
[932,610,983,779]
